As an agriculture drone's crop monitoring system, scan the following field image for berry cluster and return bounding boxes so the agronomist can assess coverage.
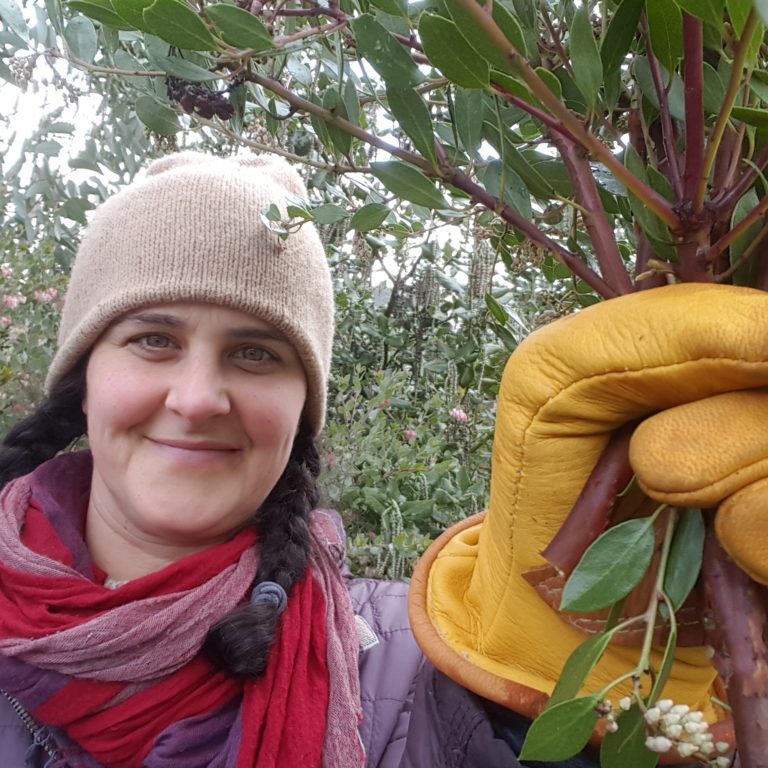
[166,77,234,120]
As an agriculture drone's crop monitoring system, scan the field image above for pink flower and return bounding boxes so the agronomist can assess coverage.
[34,287,59,304]
[376,399,392,409]
[449,407,469,422]
[325,453,336,468]
[404,429,417,440]
[1,265,12,279]
[0,315,12,328]
[2,294,26,310]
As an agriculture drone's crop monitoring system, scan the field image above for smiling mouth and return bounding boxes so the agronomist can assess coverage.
[148,438,239,451]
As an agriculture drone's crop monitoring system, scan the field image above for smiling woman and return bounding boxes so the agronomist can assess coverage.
[0,152,424,768]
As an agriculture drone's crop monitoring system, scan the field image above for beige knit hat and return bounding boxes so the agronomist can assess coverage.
[46,151,334,434]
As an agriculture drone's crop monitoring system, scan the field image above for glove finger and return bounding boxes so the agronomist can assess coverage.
[716,478,768,585]
[630,389,768,506]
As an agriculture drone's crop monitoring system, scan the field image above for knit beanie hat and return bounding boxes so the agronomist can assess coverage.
[46,151,334,435]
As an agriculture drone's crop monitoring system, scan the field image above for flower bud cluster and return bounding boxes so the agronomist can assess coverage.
[639,699,730,766]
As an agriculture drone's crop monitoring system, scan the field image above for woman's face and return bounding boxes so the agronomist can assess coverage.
[83,303,307,555]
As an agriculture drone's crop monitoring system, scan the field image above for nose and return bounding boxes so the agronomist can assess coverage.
[164,354,231,422]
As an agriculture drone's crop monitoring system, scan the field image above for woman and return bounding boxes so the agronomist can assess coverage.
[0,152,423,767]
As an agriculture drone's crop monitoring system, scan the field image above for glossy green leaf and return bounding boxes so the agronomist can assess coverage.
[311,203,348,224]
[535,66,563,100]
[135,95,180,135]
[601,0,643,78]
[386,85,437,166]
[548,631,615,708]
[155,55,217,82]
[67,0,133,29]
[110,0,152,30]
[350,203,391,231]
[481,160,532,219]
[64,15,98,62]
[484,293,508,323]
[0,0,27,40]
[206,4,273,49]
[343,76,361,130]
[369,0,407,17]
[675,0,724,28]
[454,88,484,157]
[702,62,726,115]
[569,6,602,108]
[729,188,761,285]
[143,0,218,51]
[601,705,659,768]
[561,517,657,612]
[727,0,764,63]
[645,0,683,71]
[350,14,423,88]
[732,105,768,130]
[624,145,672,244]
[370,161,447,209]
[519,695,601,761]
[419,12,489,89]
[649,622,678,704]
[663,509,705,611]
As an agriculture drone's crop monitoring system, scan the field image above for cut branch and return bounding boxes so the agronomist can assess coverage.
[703,524,768,768]
[541,424,635,576]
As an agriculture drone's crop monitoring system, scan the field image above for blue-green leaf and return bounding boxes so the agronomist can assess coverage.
[370,161,447,209]
[386,85,437,166]
[0,0,27,40]
[350,14,423,88]
[350,203,391,231]
[645,0,683,71]
[570,6,602,108]
[143,0,218,51]
[601,704,659,768]
[419,12,489,89]
[548,631,615,707]
[64,15,98,62]
[135,95,180,135]
[601,0,643,78]
[206,4,273,49]
[663,508,705,611]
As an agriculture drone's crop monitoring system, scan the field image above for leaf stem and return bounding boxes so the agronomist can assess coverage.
[694,9,759,213]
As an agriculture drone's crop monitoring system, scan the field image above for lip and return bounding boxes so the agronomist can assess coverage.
[147,437,240,466]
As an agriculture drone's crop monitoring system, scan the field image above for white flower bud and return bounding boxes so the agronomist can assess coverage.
[670,704,690,716]
[716,742,730,753]
[665,724,683,739]
[656,699,673,713]
[684,710,704,723]
[690,731,705,746]
[684,721,704,734]
[715,757,731,768]
[606,719,619,733]
[619,696,632,711]
[699,742,715,755]
[676,742,698,758]
[644,707,661,724]
[645,736,673,753]
[661,713,681,727]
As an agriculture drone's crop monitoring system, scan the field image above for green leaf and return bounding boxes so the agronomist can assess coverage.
[649,622,678,704]
[519,695,601,762]
[442,0,526,73]
[663,508,705,611]
[135,95,180,135]
[155,55,218,81]
[569,6,602,108]
[143,0,218,51]
[757,0,768,27]
[484,293,508,323]
[350,203,391,231]
[632,56,685,122]
[601,704,659,768]
[624,144,673,244]
[0,0,27,40]
[110,0,152,29]
[702,62,726,115]
[645,0,683,71]
[370,161,448,208]
[731,105,768,130]
[481,160,532,219]
[454,88,484,157]
[64,15,98,62]
[369,0,406,17]
[601,0,643,79]
[548,631,615,708]
[67,0,133,29]
[675,0,724,28]
[311,203,348,224]
[386,85,437,166]
[418,12,489,89]
[322,89,352,156]
[727,0,763,63]
[561,516,657,612]
[350,14,423,88]
[205,4,273,49]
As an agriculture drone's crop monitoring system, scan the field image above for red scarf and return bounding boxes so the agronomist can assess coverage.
[0,452,362,768]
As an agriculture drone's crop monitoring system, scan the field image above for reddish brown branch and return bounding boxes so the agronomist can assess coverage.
[682,13,704,205]
[491,83,580,144]
[703,525,768,768]
[541,424,635,576]
[714,144,768,215]
[550,133,634,295]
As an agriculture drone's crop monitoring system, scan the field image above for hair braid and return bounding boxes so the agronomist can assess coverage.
[202,425,320,678]
[0,361,87,489]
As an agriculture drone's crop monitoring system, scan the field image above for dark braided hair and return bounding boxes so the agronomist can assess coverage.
[1,359,320,681]
[203,424,320,678]
[0,359,88,489]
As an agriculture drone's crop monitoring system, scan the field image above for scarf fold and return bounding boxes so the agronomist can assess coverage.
[0,452,363,768]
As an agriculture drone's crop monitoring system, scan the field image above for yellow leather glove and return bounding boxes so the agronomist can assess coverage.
[631,388,768,584]
[410,283,768,728]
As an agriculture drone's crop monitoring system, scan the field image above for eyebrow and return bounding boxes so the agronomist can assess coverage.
[121,312,290,342]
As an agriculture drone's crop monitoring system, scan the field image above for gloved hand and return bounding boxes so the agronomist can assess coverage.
[409,283,768,747]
